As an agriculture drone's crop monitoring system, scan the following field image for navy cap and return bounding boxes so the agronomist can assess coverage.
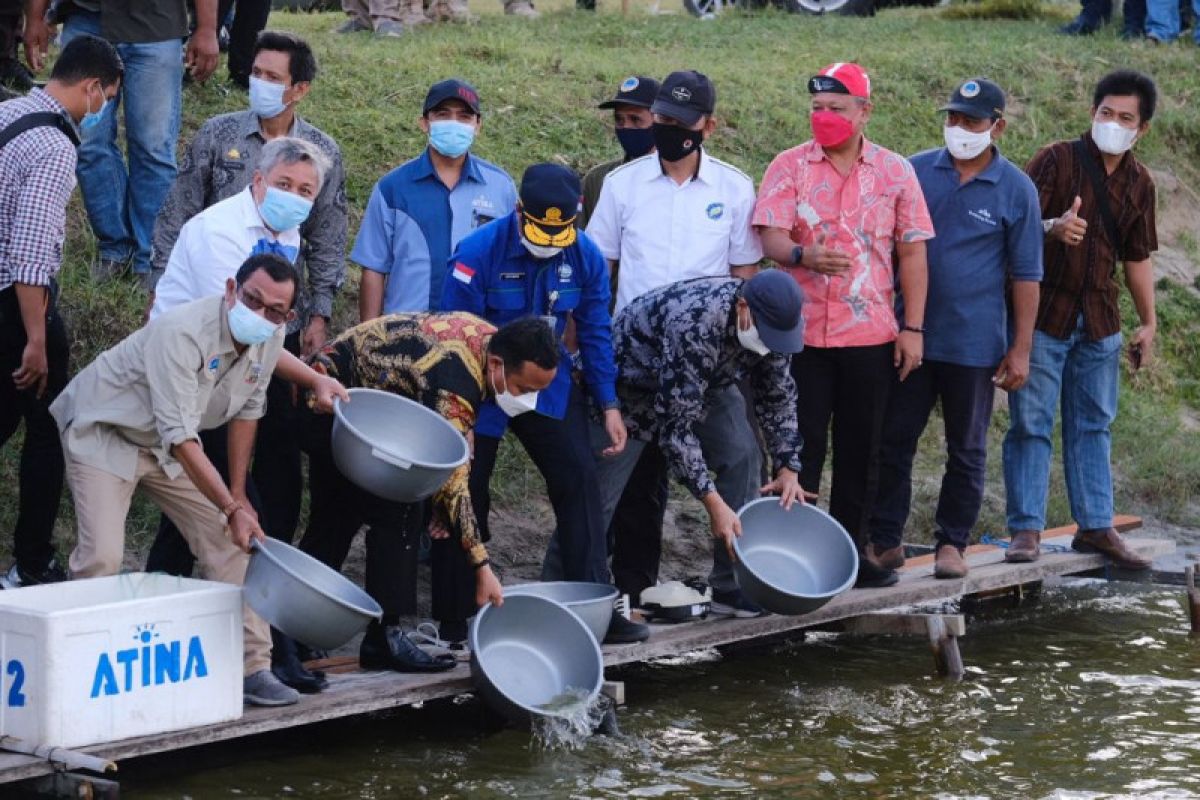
[742,270,805,354]
[518,163,582,248]
[423,78,481,115]
[598,75,661,110]
[939,78,1005,120]
[650,70,716,127]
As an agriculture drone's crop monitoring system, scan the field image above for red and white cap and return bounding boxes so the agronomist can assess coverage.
[808,62,871,99]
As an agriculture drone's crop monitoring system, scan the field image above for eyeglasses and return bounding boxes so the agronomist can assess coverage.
[238,288,293,325]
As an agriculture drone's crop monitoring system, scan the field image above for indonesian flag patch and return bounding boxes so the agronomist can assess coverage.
[452,262,475,284]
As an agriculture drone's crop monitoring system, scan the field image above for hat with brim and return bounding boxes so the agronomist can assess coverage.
[742,270,805,354]
[598,75,660,110]
[938,78,1006,120]
[649,97,704,127]
[521,208,577,248]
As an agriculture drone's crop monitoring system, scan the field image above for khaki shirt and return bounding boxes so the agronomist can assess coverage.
[51,296,284,481]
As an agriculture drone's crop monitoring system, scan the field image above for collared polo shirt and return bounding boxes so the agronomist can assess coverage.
[753,138,934,349]
[586,149,763,313]
[909,146,1043,367]
[352,149,517,312]
[149,187,300,320]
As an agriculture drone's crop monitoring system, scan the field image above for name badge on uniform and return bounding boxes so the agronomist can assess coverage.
[558,264,573,283]
[246,363,263,384]
[500,272,526,280]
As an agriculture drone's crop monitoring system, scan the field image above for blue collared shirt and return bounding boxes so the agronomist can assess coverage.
[907,146,1044,367]
[440,212,619,438]
[351,149,517,312]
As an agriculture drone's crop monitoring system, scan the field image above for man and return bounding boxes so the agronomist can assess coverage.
[50,254,348,707]
[25,0,219,284]
[0,35,122,589]
[592,272,807,615]
[441,163,648,645]
[1003,70,1159,570]
[299,315,555,671]
[753,62,933,588]
[864,79,1043,582]
[355,78,515,319]
[580,75,659,227]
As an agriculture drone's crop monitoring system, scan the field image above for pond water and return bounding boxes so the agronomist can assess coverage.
[92,580,1200,798]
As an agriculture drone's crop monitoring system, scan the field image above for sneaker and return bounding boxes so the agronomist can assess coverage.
[243,669,300,707]
[710,589,767,619]
[0,558,68,589]
[373,20,406,37]
[336,17,372,33]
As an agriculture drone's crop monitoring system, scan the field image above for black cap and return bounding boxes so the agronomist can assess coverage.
[742,270,805,354]
[939,78,1005,120]
[423,78,481,116]
[650,70,716,127]
[518,163,582,248]
[598,75,661,110]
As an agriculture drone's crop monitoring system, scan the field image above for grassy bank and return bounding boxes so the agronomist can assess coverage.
[2,2,1199,565]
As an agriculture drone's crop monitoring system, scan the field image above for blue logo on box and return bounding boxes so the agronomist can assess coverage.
[89,623,209,698]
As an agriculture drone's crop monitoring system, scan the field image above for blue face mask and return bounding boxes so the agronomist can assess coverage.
[257,186,313,233]
[615,126,656,160]
[80,86,109,133]
[428,119,476,158]
[249,76,288,119]
[228,299,280,346]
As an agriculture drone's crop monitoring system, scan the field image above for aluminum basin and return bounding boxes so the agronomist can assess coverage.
[504,582,617,644]
[244,538,382,650]
[332,388,469,503]
[469,594,603,725]
[733,499,859,616]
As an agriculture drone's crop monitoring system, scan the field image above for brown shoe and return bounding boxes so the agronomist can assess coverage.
[1005,530,1041,563]
[1071,527,1151,570]
[934,544,969,579]
[866,542,905,571]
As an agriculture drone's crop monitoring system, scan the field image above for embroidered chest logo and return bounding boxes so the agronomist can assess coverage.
[246,363,263,384]
[558,264,573,282]
[207,356,220,374]
[706,202,725,221]
[967,207,997,226]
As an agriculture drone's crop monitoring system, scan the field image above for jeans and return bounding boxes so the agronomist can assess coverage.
[1072,0,1113,26]
[1004,318,1121,534]
[1145,0,1196,38]
[61,12,183,274]
[868,361,996,551]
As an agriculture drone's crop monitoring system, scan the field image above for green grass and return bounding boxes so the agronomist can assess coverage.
[3,3,1199,565]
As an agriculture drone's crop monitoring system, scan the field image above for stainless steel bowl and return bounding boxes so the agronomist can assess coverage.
[469,594,604,725]
[244,538,383,650]
[504,582,617,644]
[332,388,469,503]
[733,499,859,616]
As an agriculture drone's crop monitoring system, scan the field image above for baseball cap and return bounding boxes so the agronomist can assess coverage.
[423,78,481,115]
[518,163,581,248]
[598,75,661,109]
[939,78,1006,120]
[742,270,805,354]
[807,62,871,100]
[650,70,716,127]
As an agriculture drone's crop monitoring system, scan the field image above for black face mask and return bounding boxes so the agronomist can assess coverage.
[615,126,656,160]
[652,122,704,162]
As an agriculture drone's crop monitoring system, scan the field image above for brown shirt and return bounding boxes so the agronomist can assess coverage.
[1025,131,1157,341]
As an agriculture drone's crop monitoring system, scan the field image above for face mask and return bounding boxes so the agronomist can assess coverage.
[616,126,656,160]
[80,85,108,133]
[428,119,476,158]
[652,122,703,162]
[258,186,313,233]
[943,123,994,160]
[228,298,280,346]
[811,110,856,149]
[737,318,771,357]
[491,367,538,417]
[521,238,563,260]
[249,76,288,119]
[1091,119,1138,155]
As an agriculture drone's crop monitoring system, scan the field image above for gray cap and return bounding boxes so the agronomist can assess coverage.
[742,270,805,354]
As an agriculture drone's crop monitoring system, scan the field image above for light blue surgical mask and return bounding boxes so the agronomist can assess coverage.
[80,86,109,133]
[428,120,476,158]
[249,76,288,119]
[228,299,280,346]
[258,186,313,233]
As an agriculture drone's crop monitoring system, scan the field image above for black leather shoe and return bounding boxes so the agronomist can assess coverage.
[359,623,457,673]
[270,629,328,694]
[603,609,650,644]
[855,556,899,588]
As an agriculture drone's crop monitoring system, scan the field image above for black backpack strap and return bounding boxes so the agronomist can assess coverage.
[0,111,81,151]
[1073,137,1122,264]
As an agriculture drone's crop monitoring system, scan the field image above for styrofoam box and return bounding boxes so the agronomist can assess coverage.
[0,572,244,748]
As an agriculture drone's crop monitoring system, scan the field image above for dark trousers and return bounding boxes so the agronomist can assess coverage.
[868,360,995,551]
[793,343,893,548]
[0,286,67,571]
[607,443,669,600]
[215,0,271,83]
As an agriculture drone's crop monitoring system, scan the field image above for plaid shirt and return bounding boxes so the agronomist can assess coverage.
[0,90,78,292]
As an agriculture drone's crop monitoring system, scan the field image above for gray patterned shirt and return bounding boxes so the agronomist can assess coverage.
[150,110,348,331]
[613,277,804,499]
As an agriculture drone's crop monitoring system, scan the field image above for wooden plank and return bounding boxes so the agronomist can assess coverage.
[838,612,966,638]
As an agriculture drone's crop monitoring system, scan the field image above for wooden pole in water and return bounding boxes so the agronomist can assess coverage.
[1186,566,1200,635]
[926,616,965,679]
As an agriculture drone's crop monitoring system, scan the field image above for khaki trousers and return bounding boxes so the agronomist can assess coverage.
[342,0,403,24]
[65,447,272,676]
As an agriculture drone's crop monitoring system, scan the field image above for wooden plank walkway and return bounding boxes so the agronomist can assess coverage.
[0,524,1173,785]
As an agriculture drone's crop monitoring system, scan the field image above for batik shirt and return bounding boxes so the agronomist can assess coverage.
[312,312,495,567]
[613,277,803,499]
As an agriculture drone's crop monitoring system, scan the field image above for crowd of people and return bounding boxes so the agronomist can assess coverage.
[0,6,1162,710]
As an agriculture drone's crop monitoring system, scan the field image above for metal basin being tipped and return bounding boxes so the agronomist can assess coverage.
[733,499,859,616]
[504,582,617,644]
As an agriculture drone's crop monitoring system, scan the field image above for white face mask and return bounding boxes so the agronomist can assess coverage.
[736,319,771,357]
[521,238,563,260]
[491,366,539,417]
[943,123,994,161]
[1091,119,1138,155]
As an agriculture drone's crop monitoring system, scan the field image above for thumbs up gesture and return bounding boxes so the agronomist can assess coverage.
[1051,195,1088,247]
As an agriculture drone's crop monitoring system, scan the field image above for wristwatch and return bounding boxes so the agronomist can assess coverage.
[1042,218,1056,234]
[901,325,925,334]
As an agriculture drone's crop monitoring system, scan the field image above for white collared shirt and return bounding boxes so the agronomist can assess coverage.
[586,149,763,313]
[150,186,301,320]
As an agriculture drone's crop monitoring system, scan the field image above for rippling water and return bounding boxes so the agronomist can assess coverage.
[110,580,1200,799]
